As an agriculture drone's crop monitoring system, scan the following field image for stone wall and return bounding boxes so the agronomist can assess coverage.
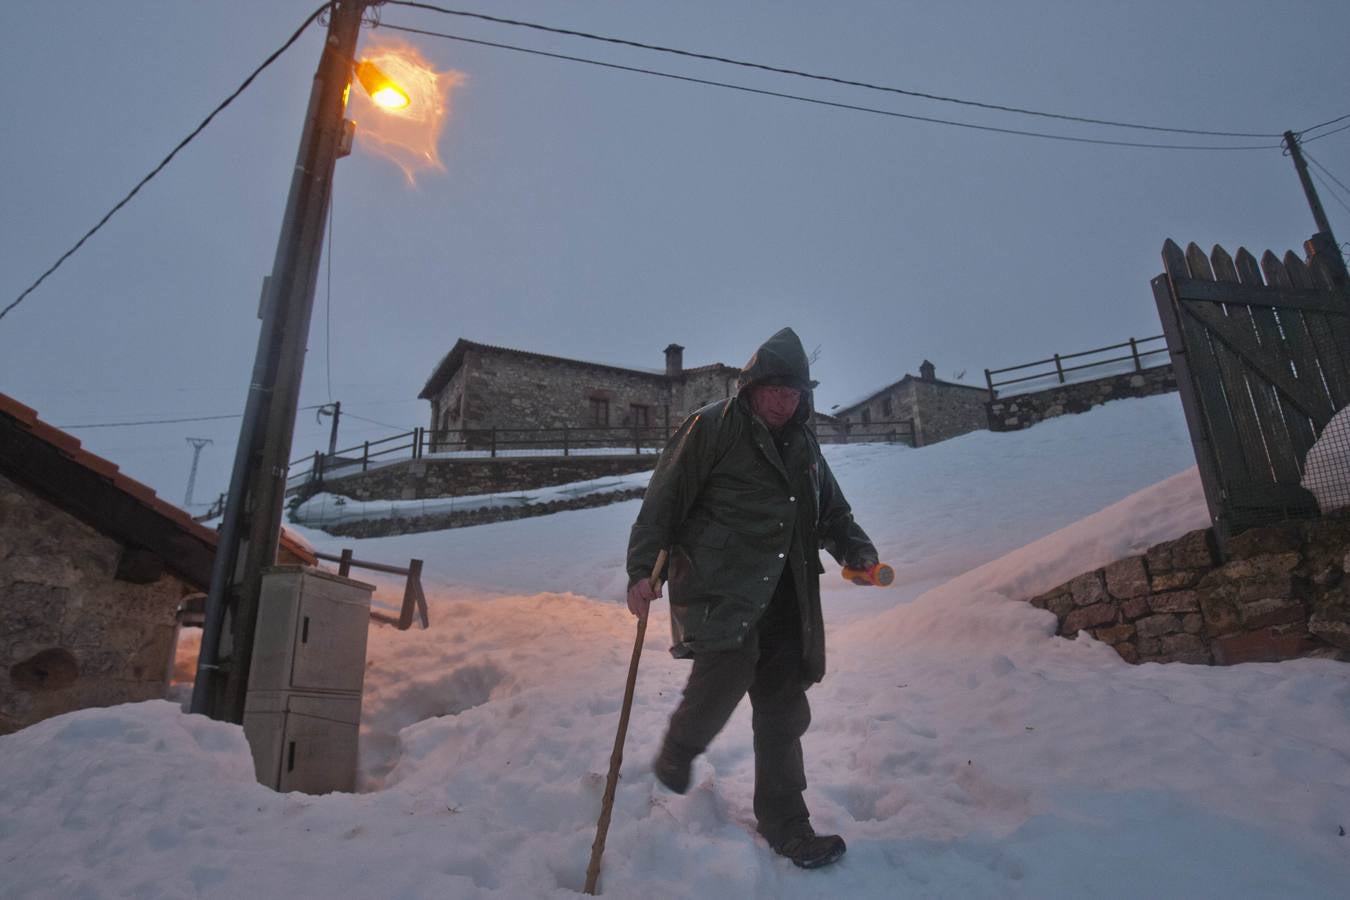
[678,369,740,416]
[1026,513,1350,665]
[988,364,1177,432]
[315,455,657,503]
[836,377,988,447]
[1,473,193,735]
[912,379,992,446]
[429,360,470,433]
[316,487,648,538]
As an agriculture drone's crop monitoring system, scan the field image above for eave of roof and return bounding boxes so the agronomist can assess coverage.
[0,393,315,589]
[419,338,737,399]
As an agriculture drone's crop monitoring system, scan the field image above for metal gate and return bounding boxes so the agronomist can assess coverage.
[1152,234,1350,541]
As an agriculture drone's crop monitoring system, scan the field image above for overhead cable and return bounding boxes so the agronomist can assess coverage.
[1304,121,1350,144]
[1310,171,1350,219]
[59,404,326,429]
[384,1,1281,139]
[1300,112,1350,138]
[379,23,1278,152]
[1303,150,1350,200]
[0,4,329,324]
[343,412,407,430]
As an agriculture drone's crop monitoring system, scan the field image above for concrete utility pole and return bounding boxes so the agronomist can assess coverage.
[193,0,368,722]
[1283,130,1349,284]
[183,437,213,508]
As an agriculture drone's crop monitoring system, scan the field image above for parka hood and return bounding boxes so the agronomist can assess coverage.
[736,327,817,425]
[736,327,817,393]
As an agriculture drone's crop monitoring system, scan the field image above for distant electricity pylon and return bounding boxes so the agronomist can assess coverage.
[184,437,213,508]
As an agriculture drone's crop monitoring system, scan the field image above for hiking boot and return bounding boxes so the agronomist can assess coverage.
[772,830,847,869]
[652,742,693,794]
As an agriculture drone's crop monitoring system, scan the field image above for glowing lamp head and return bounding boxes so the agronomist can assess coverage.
[356,59,410,110]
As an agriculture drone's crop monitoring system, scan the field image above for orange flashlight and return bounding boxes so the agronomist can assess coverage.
[841,562,895,587]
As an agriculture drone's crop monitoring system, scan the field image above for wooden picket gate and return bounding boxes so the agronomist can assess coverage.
[1152,234,1350,542]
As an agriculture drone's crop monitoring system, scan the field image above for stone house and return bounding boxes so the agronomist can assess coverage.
[831,360,989,447]
[418,339,745,440]
[0,393,314,735]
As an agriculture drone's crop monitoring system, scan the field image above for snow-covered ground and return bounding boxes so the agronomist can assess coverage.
[4,393,1349,899]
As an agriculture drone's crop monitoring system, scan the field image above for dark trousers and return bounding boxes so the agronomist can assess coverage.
[662,573,811,846]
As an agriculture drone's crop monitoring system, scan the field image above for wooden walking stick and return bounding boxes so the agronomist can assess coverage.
[584,549,667,895]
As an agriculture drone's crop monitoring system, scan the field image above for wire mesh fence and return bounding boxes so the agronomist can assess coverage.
[1301,403,1350,515]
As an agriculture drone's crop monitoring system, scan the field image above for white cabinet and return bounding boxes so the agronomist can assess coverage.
[243,566,374,794]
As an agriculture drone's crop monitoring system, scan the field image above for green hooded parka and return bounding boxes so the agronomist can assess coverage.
[626,327,877,683]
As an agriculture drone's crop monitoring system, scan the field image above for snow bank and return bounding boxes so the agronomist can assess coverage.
[4,393,1348,898]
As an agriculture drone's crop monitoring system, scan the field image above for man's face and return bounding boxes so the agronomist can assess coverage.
[749,384,802,429]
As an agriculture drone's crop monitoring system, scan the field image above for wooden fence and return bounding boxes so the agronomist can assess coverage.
[1153,234,1350,540]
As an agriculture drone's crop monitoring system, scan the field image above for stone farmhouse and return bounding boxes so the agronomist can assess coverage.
[419,339,749,438]
[417,340,993,450]
[831,360,990,447]
[0,393,314,735]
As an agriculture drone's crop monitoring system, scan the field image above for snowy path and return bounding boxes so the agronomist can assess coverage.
[3,395,1348,898]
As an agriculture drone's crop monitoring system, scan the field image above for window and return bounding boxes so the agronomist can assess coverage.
[630,404,650,427]
[861,408,871,425]
[882,397,893,418]
[591,397,610,426]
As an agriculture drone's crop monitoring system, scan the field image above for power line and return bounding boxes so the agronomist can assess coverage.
[343,412,407,430]
[379,23,1278,152]
[1303,150,1350,201]
[0,4,329,325]
[385,1,1282,140]
[1310,170,1350,219]
[1305,121,1350,144]
[60,413,247,429]
[1303,153,1350,220]
[59,404,326,430]
[1300,112,1350,137]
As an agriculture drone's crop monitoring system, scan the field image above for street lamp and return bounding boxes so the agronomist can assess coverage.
[356,60,410,110]
[192,0,410,722]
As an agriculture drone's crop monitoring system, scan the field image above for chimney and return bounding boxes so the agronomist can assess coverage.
[919,359,936,382]
[664,343,685,377]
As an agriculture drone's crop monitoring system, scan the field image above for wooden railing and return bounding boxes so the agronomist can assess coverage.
[287,415,919,495]
[984,335,1168,400]
[315,550,429,630]
[287,424,672,494]
[816,418,916,446]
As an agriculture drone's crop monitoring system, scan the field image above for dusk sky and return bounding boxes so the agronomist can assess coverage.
[2,0,1347,508]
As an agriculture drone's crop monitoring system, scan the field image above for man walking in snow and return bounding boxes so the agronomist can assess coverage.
[626,327,878,870]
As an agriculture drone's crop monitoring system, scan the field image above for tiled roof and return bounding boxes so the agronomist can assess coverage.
[419,338,736,399]
[831,373,986,414]
[0,393,316,584]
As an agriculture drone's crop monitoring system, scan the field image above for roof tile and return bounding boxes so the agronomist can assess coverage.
[2,390,320,578]
[29,420,82,454]
[0,394,38,426]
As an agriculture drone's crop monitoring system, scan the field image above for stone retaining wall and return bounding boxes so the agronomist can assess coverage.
[316,455,656,503]
[988,364,1176,432]
[1026,513,1350,665]
[315,488,647,538]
